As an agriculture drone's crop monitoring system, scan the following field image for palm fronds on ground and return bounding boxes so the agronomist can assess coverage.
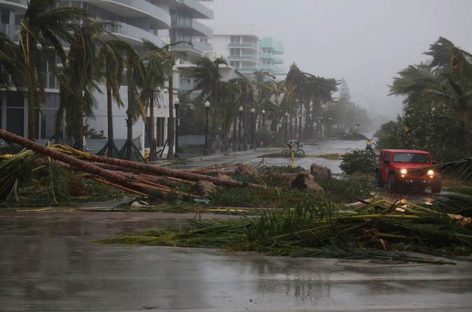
[101,198,472,264]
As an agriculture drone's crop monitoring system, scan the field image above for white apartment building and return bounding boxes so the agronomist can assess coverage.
[211,27,284,77]
[0,0,214,156]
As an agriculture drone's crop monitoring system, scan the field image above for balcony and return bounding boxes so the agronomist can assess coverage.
[173,19,213,37]
[177,0,213,19]
[228,55,257,63]
[259,53,273,60]
[79,0,171,29]
[273,57,284,64]
[228,42,258,50]
[0,24,19,41]
[236,67,257,73]
[171,41,212,54]
[106,21,166,47]
[0,0,27,9]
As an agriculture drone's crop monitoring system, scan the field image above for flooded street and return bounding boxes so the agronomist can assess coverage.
[1,211,472,311]
[255,139,368,173]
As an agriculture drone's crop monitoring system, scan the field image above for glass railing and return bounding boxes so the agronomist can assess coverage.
[0,24,19,41]
[108,0,171,27]
[229,55,257,61]
[228,42,258,49]
[236,67,258,73]
[171,41,212,53]
[107,21,166,47]
[180,0,214,19]
[273,57,284,64]
[173,18,212,36]
[0,0,28,8]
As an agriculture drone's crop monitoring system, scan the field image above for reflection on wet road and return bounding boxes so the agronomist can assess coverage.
[253,139,368,173]
[1,211,472,311]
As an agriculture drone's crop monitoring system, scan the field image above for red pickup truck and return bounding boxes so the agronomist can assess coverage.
[375,149,442,193]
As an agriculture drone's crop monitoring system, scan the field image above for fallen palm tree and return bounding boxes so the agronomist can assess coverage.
[0,129,264,201]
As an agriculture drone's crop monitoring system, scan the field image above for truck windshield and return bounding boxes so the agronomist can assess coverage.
[393,153,429,163]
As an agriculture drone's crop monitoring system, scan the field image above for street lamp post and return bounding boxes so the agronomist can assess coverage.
[174,97,180,158]
[298,113,302,142]
[204,101,210,155]
[284,112,289,144]
[250,108,256,149]
[238,106,243,151]
[261,109,266,128]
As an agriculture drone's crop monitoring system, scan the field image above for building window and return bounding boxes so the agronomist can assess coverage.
[6,92,24,136]
[36,93,60,140]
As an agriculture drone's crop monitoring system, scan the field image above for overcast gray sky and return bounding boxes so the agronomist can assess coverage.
[211,0,472,120]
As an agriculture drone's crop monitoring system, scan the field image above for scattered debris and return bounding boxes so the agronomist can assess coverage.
[310,163,332,180]
[291,173,324,193]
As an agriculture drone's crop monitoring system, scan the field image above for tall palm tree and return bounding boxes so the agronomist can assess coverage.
[142,40,179,159]
[192,57,227,151]
[120,44,143,160]
[139,46,166,161]
[96,39,125,157]
[55,20,105,148]
[19,0,86,140]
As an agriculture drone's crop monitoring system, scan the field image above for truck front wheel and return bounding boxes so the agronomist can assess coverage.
[387,175,397,193]
[431,182,442,194]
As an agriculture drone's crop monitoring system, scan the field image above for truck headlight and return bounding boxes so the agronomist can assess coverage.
[427,169,434,176]
[400,169,408,175]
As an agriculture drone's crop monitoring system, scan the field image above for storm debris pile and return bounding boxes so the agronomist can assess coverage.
[0,129,265,203]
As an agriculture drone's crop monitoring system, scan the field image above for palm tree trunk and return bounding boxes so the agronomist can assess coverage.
[106,85,113,157]
[76,94,85,150]
[24,33,37,140]
[125,115,133,160]
[54,103,64,144]
[167,73,175,159]
[0,129,150,194]
[149,94,157,160]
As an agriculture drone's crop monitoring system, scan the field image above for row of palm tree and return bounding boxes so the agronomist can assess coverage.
[188,60,339,151]
[0,0,179,160]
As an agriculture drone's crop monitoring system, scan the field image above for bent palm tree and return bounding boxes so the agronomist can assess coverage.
[142,40,178,159]
[19,0,86,140]
[139,46,165,160]
[120,44,143,160]
[96,39,125,157]
[192,57,227,152]
[56,20,105,148]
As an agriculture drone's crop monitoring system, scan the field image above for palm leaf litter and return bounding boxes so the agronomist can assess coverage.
[102,198,472,264]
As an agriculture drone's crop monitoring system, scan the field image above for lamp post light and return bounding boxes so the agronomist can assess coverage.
[261,109,266,128]
[298,113,302,142]
[250,107,256,149]
[284,112,289,144]
[238,106,243,151]
[174,97,180,158]
[204,101,210,155]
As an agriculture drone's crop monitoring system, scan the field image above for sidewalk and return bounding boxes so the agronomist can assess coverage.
[154,147,280,169]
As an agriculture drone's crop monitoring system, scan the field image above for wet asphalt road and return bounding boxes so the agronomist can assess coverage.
[1,211,472,312]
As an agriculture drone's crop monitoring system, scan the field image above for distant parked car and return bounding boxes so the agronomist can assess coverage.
[375,149,441,193]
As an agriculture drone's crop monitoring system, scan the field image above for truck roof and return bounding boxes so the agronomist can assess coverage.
[381,149,430,154]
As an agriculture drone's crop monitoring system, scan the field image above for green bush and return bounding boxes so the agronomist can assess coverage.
[340,150,376,175]
[319,174,373,203]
